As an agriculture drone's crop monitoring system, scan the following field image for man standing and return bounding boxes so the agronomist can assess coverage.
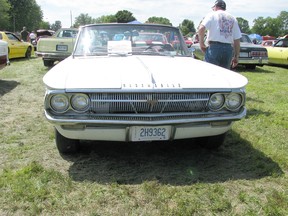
[20,27,29,42]
[198,0,241,69]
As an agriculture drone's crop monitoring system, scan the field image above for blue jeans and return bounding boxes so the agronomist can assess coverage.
[204,43,233,69]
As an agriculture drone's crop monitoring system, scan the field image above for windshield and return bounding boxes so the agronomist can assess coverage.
[74,24,190,57]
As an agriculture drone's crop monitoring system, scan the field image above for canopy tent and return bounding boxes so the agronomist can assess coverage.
[249,33,262,41]
[128,20,142,24]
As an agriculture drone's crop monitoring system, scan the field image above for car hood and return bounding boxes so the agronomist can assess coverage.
[43,55,248,90]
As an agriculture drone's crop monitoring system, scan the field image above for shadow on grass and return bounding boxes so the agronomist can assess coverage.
[234,65,275,73]
[65,131,283,185]
[0,79,20,96]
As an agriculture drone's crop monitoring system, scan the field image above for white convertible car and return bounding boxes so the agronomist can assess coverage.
[43,23,248,154]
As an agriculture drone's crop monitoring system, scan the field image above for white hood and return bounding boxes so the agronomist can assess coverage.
[43,55,248,90]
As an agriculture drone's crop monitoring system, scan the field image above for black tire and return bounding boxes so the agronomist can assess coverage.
[43,59,54,67]
[196,133,227,149]
[55,129,79,154]
[245,65,256,70]
[25,47,32,58]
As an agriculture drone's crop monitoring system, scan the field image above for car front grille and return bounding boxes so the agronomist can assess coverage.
[89,92,210,114]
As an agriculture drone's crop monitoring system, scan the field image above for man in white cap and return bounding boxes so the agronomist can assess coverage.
[198,0,241,69]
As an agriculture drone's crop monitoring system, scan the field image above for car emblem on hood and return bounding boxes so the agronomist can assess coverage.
[146,94,158,107]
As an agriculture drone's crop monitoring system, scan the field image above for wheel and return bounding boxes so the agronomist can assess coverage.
[196,133,227,149]
[25,47,32,58]
[43,59,54,67]
[55,129,79,154]
[245,65,256,70]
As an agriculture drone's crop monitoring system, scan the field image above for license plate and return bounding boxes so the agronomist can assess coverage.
[239,52,248,57]
[56,45,68,51]
[130,126,171,141]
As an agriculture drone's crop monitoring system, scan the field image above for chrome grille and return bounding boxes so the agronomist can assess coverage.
[89,93,210,114]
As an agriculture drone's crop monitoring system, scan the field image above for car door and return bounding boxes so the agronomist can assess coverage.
[268,40,288,65]
[6,33,26,58]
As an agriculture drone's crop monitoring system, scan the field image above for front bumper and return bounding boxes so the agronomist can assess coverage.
[239,57,268,65]
[35,51,70,61]
[45,108,246,141]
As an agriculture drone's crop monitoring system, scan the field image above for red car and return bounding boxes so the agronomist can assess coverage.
[261,40,277,47]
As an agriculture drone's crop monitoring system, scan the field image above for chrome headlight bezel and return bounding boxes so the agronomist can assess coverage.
[225,93,243,111]
[50,94,69,113]
[70,94,90,112]
[209,93,225,111]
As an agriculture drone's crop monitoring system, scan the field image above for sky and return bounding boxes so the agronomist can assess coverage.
[36,0,288,29]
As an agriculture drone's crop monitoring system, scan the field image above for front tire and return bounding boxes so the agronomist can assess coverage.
[196,133,227,149]
[43,59,54,67]
[55,129,79,154]
[245,65,256,70]
[25,47,32,58]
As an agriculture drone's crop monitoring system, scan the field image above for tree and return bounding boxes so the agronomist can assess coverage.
[95,15,117,23]
[39,21,50,30]
[73,13,95,28]
[51,21,62,31]
[179,19,196,36]
[8,0,43,32]
[146,16,172,26]
[115,10,136,23]
[252,16,282,37]
[278,11,288,35]
[0,0,11,30]
[236,17,250,34]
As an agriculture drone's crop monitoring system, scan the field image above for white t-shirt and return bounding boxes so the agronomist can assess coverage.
[201,10,242,44]
[29,32,36,40]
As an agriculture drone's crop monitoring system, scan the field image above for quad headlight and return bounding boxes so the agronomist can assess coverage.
[50,94,69,113]
[225,93,243,111]
[209,93,244,111]
[209,94,225,110]
[71,94,90,112]
[49,93,90,113]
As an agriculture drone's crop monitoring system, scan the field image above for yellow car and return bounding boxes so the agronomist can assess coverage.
[0,31,33,59]
[266,38,288,66]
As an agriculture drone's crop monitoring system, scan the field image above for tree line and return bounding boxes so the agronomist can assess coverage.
[0,0,287,37]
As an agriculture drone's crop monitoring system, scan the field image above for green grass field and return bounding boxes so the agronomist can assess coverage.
[0,58,287,215]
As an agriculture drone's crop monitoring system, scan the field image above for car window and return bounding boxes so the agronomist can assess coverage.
[6,33,20,41]
[274,40,288,47]
[74,24,189,57]
[240,34,252,43]
[58,30,78,38]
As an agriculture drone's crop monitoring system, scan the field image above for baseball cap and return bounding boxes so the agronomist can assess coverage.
[213,0,226,10]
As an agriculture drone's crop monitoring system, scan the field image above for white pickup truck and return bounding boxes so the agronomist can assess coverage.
[36,28,78,67]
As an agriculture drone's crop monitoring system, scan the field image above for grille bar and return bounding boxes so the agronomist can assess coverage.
[89,93,210,114]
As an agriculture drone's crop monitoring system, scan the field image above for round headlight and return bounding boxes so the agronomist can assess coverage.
[226,93,242,110]
[71,94,90,112]
[50,94,69,113]
[209,94,225,110]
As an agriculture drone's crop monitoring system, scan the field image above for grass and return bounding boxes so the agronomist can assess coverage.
[0,58,287,215]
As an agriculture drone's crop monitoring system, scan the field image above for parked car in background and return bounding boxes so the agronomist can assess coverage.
[266,38,288,66]
[36,28,78,67]
[43,23,248,154]
[0,40,9,70]
[0,31,33,59]
[31,29,55,50]
[191,33,268,69]
[133,32,169,46]
[184,36,193,48]
[261,40,277,47]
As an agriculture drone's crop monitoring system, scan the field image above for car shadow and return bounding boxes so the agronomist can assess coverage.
[64,131,283,185]
[0,79,20,96]
[233,66,275,73]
